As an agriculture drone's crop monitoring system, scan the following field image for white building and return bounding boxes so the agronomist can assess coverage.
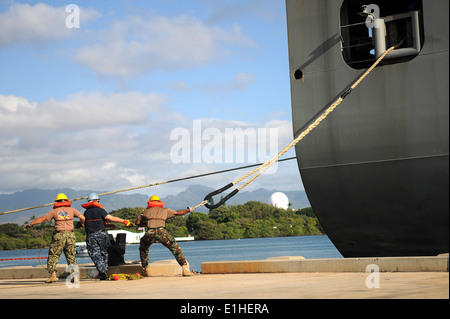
[106,230,194,244]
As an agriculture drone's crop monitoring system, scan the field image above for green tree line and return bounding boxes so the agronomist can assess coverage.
[0,202,323,250]
[0,215,129,251]
[0,218,86,251]
[112,201,324,240]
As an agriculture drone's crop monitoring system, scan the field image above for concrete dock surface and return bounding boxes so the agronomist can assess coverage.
[0,256,448,302]
[0,272,448,299]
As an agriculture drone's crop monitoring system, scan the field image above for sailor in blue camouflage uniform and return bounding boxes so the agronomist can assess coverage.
[82,193,132,280]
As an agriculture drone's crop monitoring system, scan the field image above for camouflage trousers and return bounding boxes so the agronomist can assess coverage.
[86,231,109,274]
[139,227,187,268]
[47,231,76,274]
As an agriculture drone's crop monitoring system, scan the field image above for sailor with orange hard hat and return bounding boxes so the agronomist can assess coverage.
[136,195,196,276]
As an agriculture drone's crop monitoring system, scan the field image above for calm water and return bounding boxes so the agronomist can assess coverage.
[0,235,342,272]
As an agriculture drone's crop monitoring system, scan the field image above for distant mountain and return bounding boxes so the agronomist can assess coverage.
[0,188,149,225]
[163,185,310,210]
[0,186,310,225]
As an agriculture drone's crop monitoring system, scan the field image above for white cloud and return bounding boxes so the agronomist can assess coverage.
[0,2,298,197]
[0,94,37,112]
[168,117,293,169]
[0,3,99,47]
[0,91,166,132]
[0,91,174,191]
[0,92,294,193]
[232,72,256,90]
[164,81,192,92]
[199,72,255,95]
[74,14,256,76]
[203,0,283,25]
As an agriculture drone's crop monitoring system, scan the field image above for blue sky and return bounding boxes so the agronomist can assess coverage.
[0,0,303,200]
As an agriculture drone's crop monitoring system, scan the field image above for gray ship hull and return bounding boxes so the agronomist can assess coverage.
[286,0,449,257]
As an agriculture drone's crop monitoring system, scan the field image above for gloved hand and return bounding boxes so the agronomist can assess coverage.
[123,220,133,227]
[23,224,32,230]
[188,207,196,213]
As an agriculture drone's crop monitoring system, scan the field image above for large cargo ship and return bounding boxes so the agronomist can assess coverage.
[286,0,448,257]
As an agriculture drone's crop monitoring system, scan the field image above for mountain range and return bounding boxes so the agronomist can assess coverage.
[0,185,310,225]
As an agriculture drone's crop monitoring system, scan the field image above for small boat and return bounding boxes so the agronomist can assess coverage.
[174,236,195,242]
[75,244,89,257]
[107,229,195,244]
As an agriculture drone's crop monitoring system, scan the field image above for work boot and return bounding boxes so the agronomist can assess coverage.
[142,267,151,277]
[182,264,194,276]
[45,272,58,283]
[98,272,108,280]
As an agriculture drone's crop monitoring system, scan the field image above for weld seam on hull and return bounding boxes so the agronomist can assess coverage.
[299,153,449,171]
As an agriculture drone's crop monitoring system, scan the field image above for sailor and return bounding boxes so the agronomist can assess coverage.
[136,195,195,277]
[25,193,85,283]
[82,193,132,280]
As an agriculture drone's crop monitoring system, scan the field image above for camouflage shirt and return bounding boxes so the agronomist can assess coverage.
[44,207,83,232]
[139,207,177,228]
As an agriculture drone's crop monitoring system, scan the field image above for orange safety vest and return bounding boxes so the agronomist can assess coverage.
[81,201,105,210]
[82,201,108,224]
[146,201,165,209]
[53,201,72,209]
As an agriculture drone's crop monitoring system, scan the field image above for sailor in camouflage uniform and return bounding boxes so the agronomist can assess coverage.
[25,193,85,283]
[82,193,132,280]
[135,195,196,276]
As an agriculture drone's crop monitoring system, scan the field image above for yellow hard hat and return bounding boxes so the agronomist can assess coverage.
[55,193,68,202]
[149,195,160,201]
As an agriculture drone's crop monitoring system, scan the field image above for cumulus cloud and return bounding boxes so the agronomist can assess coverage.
[0,91,166,133]
[164,81,192,92]
[199,72,256,95]
[0,91,174,191]
[0,92,293,193]
[169,117,293,169]
[74,15,256,76]
[203,0,283,25]
[164,116,297,194]
[0,2,297,196]
[0,3,99,47]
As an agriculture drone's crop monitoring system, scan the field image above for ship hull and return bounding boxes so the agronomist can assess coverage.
[286,0,449,257]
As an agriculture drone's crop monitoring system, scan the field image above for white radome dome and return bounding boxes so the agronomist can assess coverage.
[270,192,289,209]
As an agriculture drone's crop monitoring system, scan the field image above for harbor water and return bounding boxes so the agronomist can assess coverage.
[0,235,342,272]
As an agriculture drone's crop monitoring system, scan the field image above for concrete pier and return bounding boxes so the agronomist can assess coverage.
[0,272,447,300]
[202,255,449,274]
[1,255,447,280]
[0,256,447,300]
[0,259,188,280]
